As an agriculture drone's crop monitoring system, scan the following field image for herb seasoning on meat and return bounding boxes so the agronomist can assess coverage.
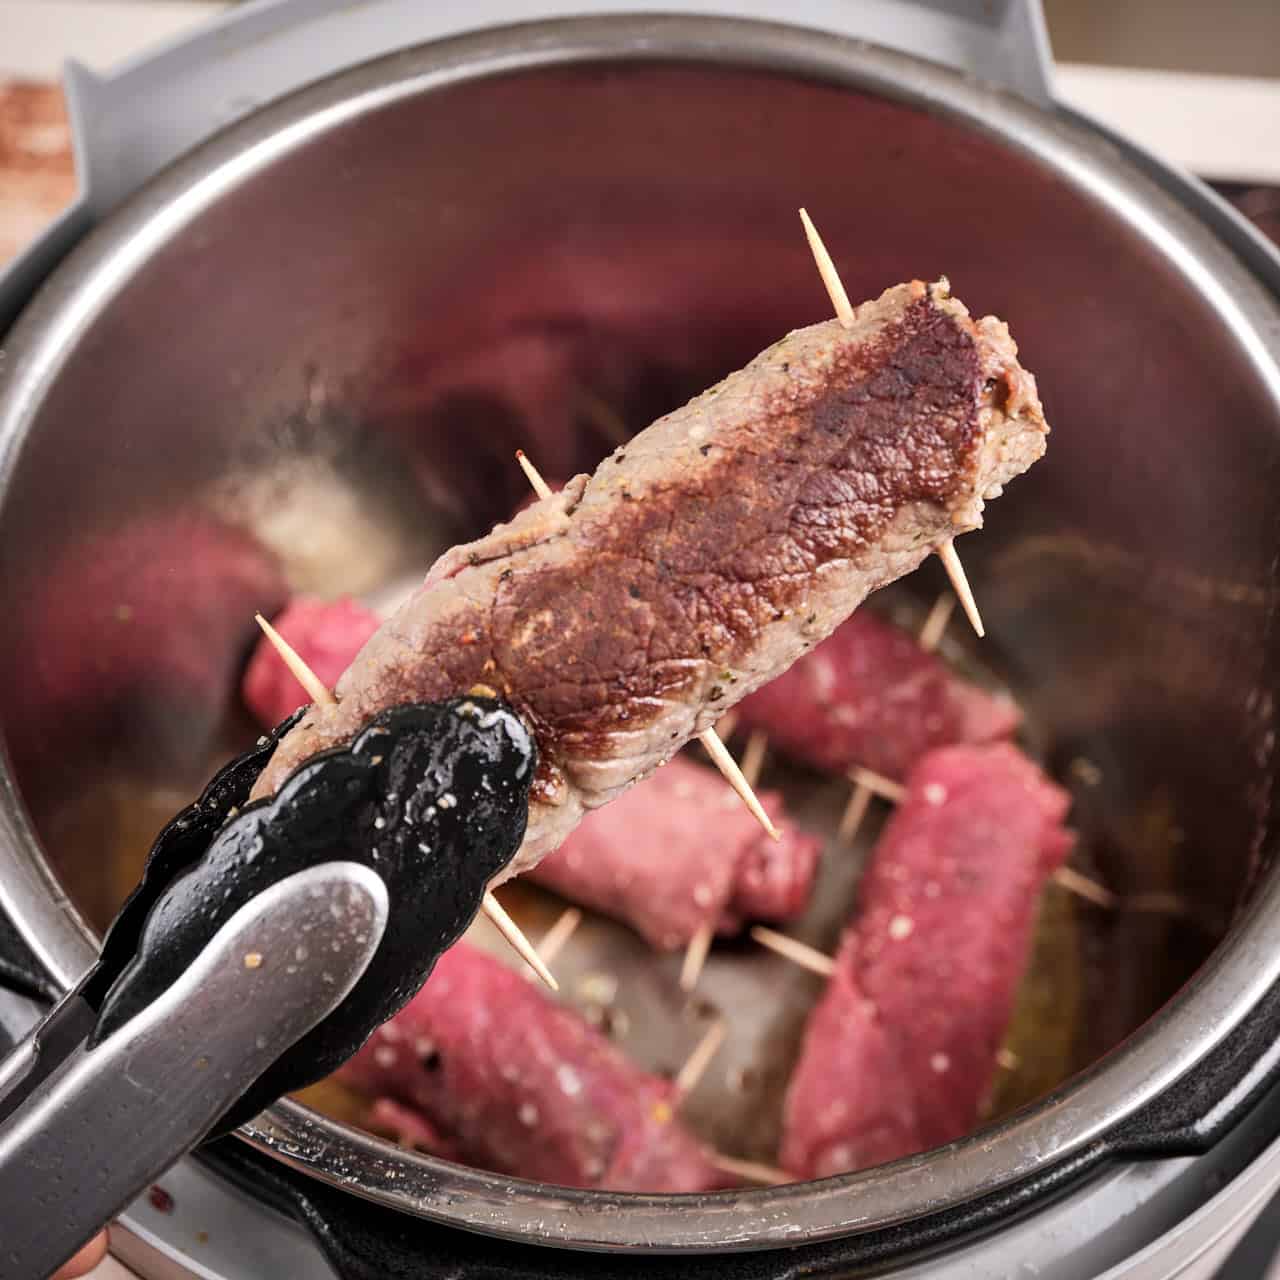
[252,280,1050,886]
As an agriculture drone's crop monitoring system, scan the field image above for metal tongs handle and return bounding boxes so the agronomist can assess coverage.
[0,861,388,1280]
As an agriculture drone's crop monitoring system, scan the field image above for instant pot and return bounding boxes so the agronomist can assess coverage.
[2,1,1280,1275]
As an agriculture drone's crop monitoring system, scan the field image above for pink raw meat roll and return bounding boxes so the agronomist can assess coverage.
[339,941,730,1192]
[530,756,820,950]
[735,611,1020,780]
[781,743,1073,1179]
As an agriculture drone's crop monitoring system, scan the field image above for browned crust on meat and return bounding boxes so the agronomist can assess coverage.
[252,281,1047,875]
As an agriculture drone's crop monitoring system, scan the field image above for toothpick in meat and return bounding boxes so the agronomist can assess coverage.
[484,891,561,992]
[740,729,768,792]
[847,765,905,804]
[699,730,780,841]
[917,593,957,656]
[835,784,873,845]
[254,613,334,708]
[798,207,853,325]
[536,906,583,968]
[749,925,836,978]
[515,449,551,500]
[676,720,787,993]
[937,541,985,639]
[679,919,716,994]
[798,208,984,637]
[1051,865,1117,909]
[673,1018,727,1098]
[255,613,558,990]
[708,1152,792,1186]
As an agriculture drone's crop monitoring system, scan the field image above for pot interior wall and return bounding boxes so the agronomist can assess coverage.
[0,57,1276,1175]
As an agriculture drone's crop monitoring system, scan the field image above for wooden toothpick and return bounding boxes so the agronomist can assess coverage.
[699,729,780,841]
[255,614,335,708]
[515,449,552,500]
[740,729,768,791]
[679,721,787,993]
[485,891,560,991]
[847,765,905,804]
[708,1152,792,1186]
[917,593,957,656]
[673,1018,727,1097]
[749,925,836,978]
[536,906,583,968]
[798,208,854,326]
[1051,865,1117,909]
[255,612,558,990]
[836,783,873,845]
[797,209,984,639]
[937,541,984,639]
[514,448,780,843]
[679,920,716,993]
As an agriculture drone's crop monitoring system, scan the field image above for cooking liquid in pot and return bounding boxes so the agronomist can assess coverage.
[43,584,1099,1172]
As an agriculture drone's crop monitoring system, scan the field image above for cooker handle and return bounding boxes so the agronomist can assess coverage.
[1104,968,1280,1159]
[50,0,1055,230]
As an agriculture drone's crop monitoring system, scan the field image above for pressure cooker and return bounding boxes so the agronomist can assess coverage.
[1,1,1279,1276]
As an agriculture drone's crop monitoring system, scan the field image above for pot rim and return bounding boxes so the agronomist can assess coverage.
[1,12,1279,1255]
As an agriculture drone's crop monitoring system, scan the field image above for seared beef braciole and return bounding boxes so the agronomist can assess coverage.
[252,280,1049,882]
[247,601,820,949]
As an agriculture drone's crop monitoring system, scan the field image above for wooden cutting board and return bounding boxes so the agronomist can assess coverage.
[0,80,75,268]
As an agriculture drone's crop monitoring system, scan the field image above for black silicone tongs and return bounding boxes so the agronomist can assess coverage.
[0,694,536,1280]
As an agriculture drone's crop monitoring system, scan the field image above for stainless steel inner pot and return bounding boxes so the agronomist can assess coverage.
[1,15,1279,1255]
